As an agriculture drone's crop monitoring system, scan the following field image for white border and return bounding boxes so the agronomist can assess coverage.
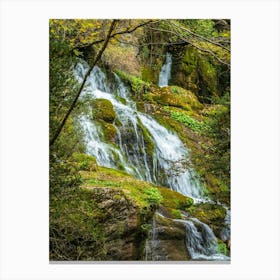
[1,0,279,279]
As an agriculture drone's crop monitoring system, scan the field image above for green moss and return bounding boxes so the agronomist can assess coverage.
[115,69,151,97]
[198,57,217,95]
[157,186,193,210]
[72,153,98,171]
[141,66,155,83]
[164,106,207,133]
[144,187,163,207]
[169,86,202,110]
[92,99,116,123]
[182,45,199,73]
[99,120,117,143]
[188,203,227,235]
[80,166,195,213]
[171,209,182,219]
[171,45,220,100]
[189,203,227,221]
[217,241,227,255]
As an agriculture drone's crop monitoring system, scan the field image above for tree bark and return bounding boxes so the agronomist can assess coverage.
[50,20,118,147]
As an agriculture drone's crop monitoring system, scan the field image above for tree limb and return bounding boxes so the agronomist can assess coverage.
[146,26,230,67]
[79,20,160,49]
[166,20,230,52]
[50,20,118,147]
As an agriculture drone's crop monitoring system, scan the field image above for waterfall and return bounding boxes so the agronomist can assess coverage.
[181,218,230,261]
[74,61,203,200]
[158,52,172,87]
[145,216,162,261]
[74,59,230,261]
[220,207,231,242]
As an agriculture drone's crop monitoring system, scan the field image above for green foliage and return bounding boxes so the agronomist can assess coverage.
[49,153,82,195]
[49,187,107,260]
[164,107,207,132]
[49,20,87,194]
[188,203,227,236]
[49,19,111,52]
[198,56,218,97]
[182,19,216,38]
[217,242,227,255]
[72,153,98,171]
[203,93,230,189]
[115,69,151,97]
[144,187,163,207]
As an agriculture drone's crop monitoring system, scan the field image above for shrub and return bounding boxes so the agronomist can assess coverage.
[72,153,98,171]
[49,153,82,194]
[164,107,207,132]
[144,187,163,207]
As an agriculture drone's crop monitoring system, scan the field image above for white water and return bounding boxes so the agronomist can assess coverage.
[181,218,230,261]
[74,60,203,200]
[74,58,230,261]
[158,52,172,87]
[145,216,162,261]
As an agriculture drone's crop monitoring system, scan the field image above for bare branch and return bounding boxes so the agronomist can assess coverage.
[79,20,161,49]
[146,26,230,67]
[50,20,118,147]
[166,20,230,52]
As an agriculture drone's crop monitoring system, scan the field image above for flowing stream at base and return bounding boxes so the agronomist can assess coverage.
[74,56,230,261]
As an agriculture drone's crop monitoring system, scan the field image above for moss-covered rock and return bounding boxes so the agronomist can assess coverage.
[50,166,197,261]
[99,120,118,143]
[50,186,141,261]
[170,45,219,103]
[92,98,116,122]
[144,212,190,260]
[115,69,151,97]
[72,153,98,171]
[188,203,227,237]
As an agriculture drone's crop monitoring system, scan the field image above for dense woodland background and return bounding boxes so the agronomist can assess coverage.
[49,19,230,261]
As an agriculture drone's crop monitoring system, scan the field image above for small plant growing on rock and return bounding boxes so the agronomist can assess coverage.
[144,187,163,208]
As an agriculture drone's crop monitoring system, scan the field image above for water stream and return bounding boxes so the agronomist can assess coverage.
[74,56,230,261]
[158,52,172,87]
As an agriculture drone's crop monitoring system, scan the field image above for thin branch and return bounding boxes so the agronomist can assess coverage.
[50,20,118,147]
[166,20,230,52]
[115,37,187,48]
[146,26,230,67]
[79,20,160,49]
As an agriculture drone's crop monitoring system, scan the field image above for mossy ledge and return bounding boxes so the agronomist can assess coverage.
[50,166,196,261]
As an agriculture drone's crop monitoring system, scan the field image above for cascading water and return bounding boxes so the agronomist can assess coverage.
[158,52,172,87]
[182,218,230,260]
[74,60,203,199]
[74,58,230,261]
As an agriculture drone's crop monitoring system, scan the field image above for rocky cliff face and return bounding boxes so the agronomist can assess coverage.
[49,167,199,261]
[145,212,190,261]
[87,187,140,260]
